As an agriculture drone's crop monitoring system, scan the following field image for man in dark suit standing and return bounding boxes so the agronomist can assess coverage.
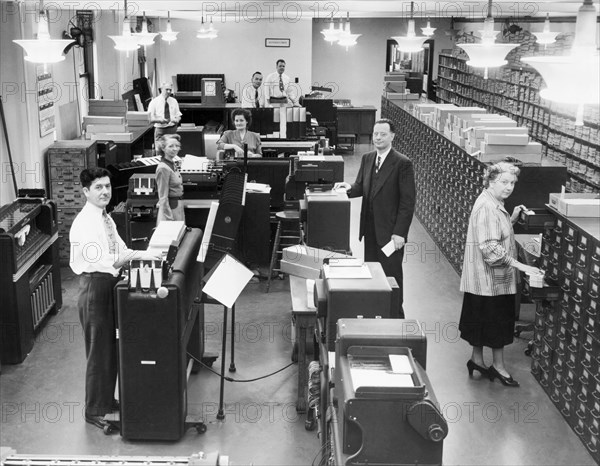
[335,119,416,317]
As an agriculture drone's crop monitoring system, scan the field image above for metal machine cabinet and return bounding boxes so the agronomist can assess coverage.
[0,199,62,364]
[328,318,447,466]
[114,228,207,440]
[46,140,97,264]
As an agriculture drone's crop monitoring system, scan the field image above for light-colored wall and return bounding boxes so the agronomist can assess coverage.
[0,3,81,205]
[311,17,454,114]
[145,17,313,99]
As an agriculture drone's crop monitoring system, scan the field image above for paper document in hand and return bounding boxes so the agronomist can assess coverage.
[323,264,372,279]
[381,239,396,257]
[202,254,254,308]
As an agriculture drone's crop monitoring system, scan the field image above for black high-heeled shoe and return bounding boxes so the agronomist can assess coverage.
[488,365,519,387]
[467,360,489,377]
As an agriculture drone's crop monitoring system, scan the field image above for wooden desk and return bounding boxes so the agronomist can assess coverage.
[336,106,377,143]
[289,275,317,414]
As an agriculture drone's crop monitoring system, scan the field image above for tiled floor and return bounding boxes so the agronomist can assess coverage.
[0,144,596,465]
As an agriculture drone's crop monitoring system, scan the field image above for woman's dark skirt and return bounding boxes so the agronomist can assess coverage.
[459,292,516,349]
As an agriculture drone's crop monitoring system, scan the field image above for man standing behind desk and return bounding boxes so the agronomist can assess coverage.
[70,168,161,430]
[264,59,299,107]
[148,82,182,151]
[241,71,265,108]
[335,119,416,318]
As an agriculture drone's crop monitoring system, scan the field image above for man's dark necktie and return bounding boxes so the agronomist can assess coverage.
[279,75,284,93]
[255,89,260,108]
[375,155,381,173]
[164,100,170,122]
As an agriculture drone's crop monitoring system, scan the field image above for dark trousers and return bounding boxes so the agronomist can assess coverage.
[364,213,405,318]
[77,273,119,416]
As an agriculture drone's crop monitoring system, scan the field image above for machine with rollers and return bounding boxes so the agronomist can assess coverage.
[327,318,448,465]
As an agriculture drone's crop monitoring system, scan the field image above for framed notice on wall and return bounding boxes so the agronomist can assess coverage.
[36,65,56,137]
[265,38,290,48]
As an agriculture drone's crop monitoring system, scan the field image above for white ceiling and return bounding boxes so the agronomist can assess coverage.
[23,0,597,20]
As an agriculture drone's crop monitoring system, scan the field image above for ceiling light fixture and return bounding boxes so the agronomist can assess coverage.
[197,16,218,39]
[13,2,75,70]
[108,0,141,56]
[159,12,179,44]
[391,2,429,55]
[321,13,342,44]
[532,13,560,47]
[456,0,519,79]
[421,17,436,37]
[133,12,158,46]
[522,0,599,125]
[337,12,361,51]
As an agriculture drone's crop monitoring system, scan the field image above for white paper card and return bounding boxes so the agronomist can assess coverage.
[389,355,413,374]
[203,255,254,308]
[381,239,396,257]
[351,368,414,391]
[323,264,372,279]
[197,201,219,263]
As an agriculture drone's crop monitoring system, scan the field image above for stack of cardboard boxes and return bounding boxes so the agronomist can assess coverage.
[85,99,133,142]
[410,102,543,163]
[383,73,419,101]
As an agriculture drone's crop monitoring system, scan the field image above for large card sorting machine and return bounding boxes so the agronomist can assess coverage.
[329,318,448,465]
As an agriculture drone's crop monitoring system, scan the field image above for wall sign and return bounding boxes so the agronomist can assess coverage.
[36,66,56,137]
[265,38,290,48]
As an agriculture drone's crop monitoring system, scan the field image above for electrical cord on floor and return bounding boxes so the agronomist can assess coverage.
[187,351,295,382]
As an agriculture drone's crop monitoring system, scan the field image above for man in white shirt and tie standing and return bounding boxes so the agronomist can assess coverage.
[147,82,182,153]
[70,168,161,430]
[241,71,265,108]
[263,59,299,107]
[335,119,416,318]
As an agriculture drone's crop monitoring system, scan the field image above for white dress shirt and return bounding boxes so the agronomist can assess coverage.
[263,72,299,106]
[241,84,265,108]
[147,95,182,128]
[70,203,134,276]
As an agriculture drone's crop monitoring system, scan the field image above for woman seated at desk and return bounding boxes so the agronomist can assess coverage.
[155,134,185,225]
[217,108,262,158]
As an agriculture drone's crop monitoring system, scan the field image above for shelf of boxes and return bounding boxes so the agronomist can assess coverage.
[437,45,600,194]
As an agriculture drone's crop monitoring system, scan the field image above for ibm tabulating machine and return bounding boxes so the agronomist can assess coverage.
[311,261,449,465]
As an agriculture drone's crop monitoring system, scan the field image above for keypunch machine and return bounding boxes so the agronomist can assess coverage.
[109,227,211,439]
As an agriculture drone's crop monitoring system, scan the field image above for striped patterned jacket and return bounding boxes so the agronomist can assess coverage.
[459,189,519,296]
